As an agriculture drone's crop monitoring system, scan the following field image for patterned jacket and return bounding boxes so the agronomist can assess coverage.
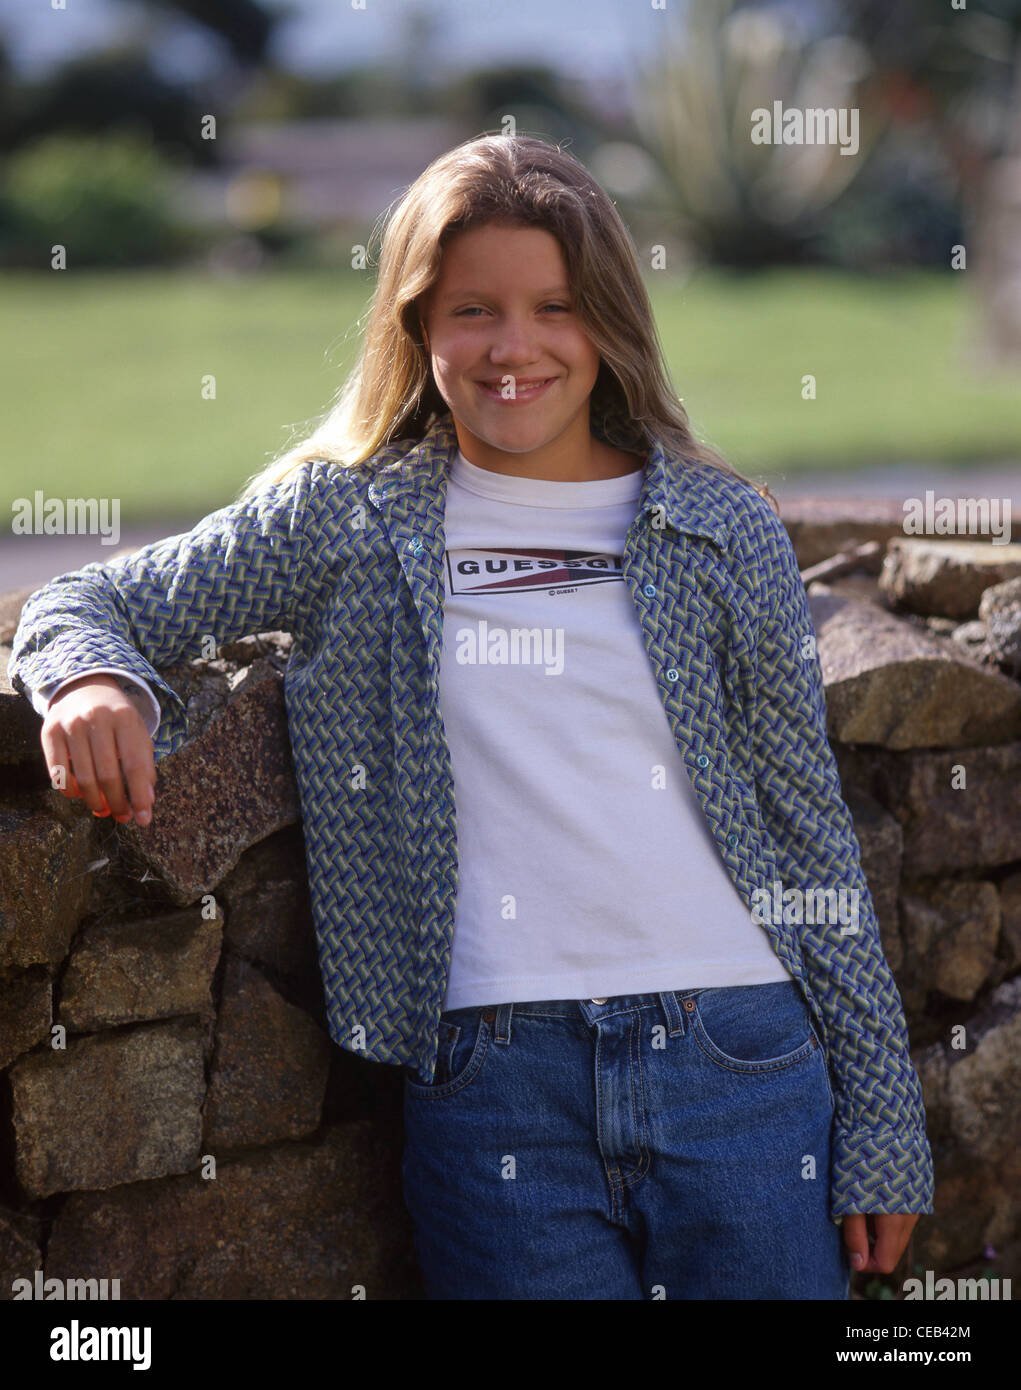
[9,409,934,1219]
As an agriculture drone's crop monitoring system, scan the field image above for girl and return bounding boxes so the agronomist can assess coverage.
[11,133,933,1300]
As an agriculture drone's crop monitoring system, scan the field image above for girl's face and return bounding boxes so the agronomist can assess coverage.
[419,221,602,460]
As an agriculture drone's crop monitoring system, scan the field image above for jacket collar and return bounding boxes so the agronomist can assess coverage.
[366,409,732,549]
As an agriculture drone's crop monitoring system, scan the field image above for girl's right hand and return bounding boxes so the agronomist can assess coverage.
[41,674,156,826]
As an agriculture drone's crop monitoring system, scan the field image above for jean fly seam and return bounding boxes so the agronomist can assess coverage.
[617,1011,652,1187]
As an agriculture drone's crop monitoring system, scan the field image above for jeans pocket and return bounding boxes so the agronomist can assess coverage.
[685,981,821,1075]
[405,1009,490,1099]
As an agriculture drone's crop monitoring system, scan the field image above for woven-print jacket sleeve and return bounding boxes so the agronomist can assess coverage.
[749,507,934,1218]
[8,465,315,762]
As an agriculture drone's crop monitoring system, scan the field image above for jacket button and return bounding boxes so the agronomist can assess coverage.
[666,668,679,681]
[696,753,709,768]
[643,583,655,597]
[683,998,696,1012]
[726,832,739,847]
[407,537,423,556]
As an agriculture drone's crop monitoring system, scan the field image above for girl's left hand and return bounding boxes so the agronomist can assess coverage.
[842,1212,920,1274]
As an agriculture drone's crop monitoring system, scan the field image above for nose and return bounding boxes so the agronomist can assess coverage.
[486,317,543,368]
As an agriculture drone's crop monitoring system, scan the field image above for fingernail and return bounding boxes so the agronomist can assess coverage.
[137,810,151,826]
[851,1253,864,1269]
[93,808,110,817]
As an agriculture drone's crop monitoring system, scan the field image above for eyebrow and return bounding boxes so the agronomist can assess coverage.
[435,286,571,302]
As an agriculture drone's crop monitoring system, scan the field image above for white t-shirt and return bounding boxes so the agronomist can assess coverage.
[439,448,791,1010]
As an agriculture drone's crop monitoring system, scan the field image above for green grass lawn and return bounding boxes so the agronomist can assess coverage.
[4,265,1019,517]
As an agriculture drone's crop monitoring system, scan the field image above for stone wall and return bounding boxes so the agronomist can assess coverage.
[1,504,1020,1299]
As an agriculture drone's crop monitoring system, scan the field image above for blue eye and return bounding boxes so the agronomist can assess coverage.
[453,303,570,316]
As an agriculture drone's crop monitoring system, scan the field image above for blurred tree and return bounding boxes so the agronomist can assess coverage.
[3,52,215,165]
[0,130,194,267]
[840,0,1021,199]
[630,0,884,268]
[1,0,278,163]
[125,0,275,64]
[439,63,596,152]
[394,2,443,108]
[840,0,1021,361]
[627,0,1021,274]
[237,66,442,121]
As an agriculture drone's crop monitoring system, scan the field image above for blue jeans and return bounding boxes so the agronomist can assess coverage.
[401,980,851,1299]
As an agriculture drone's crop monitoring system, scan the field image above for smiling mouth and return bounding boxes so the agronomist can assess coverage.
[475,377,558,401]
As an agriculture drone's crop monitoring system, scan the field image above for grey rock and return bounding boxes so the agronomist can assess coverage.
[0,1203,45,1301]
[112,661,301,906]
[871,743,1021,874]
[0,968,52,1069]
[202,954,331,1152]
[879,537,1021,618]
[899,880,1000,1003]
[45,1118,422,1299]
[979,575,1021,673]
[59,907,222,1032]
[946,977,1021,1166]
[808,588,1021,748]
[10,1017,207,1198]
[0,793,96,968]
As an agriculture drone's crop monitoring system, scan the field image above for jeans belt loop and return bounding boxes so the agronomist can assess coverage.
[658,989,687,1038]
[491,1001,513,1045]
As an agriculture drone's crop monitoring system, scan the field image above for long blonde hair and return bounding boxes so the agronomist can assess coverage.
[236,131,777,513]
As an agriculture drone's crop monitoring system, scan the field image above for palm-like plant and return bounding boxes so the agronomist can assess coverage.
[629,0,881,266]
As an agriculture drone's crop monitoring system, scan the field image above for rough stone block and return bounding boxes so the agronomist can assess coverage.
[0,793,96,968]
[45,1120,423,1299]
[59,907,222,1032]
[203,954,330,1152]
[10,1017,207,1198]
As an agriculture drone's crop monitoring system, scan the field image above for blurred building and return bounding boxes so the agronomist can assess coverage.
[180,116,470,233]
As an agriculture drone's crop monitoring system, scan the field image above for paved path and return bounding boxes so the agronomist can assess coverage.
[766,462,1021,503]
[0,519,199,598]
